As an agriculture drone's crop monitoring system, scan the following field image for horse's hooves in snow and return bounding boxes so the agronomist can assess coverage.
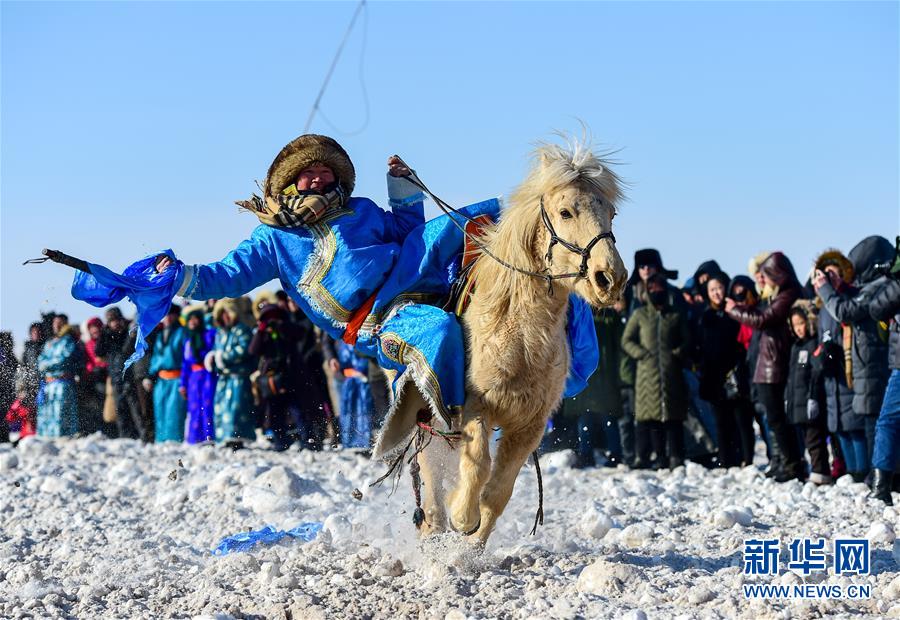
[449,516,481,537]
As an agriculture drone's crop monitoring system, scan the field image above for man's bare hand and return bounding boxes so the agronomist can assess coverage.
[813,269,828,291]
[387,155,412,178]
[155,255,174,274]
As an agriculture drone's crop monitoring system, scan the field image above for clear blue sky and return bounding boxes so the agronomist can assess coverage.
[2,1,897,346]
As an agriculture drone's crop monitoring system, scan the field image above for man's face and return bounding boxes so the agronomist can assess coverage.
[108,318,123,332]
[295,165,335,192]
[52,317,66,336]
[638,264,659,282]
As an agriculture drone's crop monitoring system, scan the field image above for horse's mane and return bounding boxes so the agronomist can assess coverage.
[470,135,623,319]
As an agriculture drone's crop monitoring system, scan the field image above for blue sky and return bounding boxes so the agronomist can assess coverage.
[2,1,897,344]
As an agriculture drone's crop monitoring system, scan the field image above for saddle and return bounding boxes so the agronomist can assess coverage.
[447,213,495,317]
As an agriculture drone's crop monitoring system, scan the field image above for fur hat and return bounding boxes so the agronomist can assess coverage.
[747,251,772,277]
[252,290,279,319]
[814,249,854,284]
[213,297,256,328]
[264,134,355,200]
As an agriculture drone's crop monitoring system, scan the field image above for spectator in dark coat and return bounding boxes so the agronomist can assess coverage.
[95,307,148,441]
[622,274,691,470]
[726,251,804,482]
[785,302,830,484]
[697,273,754,467]
[869,271,900,504]
[815,236,893,474]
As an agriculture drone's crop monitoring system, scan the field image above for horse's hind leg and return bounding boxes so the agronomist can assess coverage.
[447,414,491,535]
[475,420,544,546]
[417,440,451,536]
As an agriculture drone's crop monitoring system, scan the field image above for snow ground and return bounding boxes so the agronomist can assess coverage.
[1,435,898,619]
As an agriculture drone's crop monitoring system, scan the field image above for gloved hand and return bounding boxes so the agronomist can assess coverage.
[807,398,820,421]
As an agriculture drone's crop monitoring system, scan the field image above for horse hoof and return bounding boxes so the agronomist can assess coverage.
[449,516,481,536]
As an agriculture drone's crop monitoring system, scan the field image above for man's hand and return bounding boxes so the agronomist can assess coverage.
[724,298,737,313]
[813,269,828,291]
[387,155,412,178]
[155,254,174,274]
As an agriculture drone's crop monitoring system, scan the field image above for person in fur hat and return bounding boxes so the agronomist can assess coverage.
[210,297,258,448]
[785,301,830,484]
[82,133,599,457]
[36,315,80,437]
[814,236,893,478]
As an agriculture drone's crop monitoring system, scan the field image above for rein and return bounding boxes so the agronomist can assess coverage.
[395,157,616,296]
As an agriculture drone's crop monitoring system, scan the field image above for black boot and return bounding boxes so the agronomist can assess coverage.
[869,469,894,506]
[774,461,804,483]
[849,470,868,484]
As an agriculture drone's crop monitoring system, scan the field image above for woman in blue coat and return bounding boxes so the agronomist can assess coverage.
[211,297,257,447]
[148,304,187,442]
[36,315,80,437]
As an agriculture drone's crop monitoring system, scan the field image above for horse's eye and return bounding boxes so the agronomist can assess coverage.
[560,209,573,220]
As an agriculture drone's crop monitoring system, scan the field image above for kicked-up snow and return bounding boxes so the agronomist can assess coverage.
[1,435,898,619]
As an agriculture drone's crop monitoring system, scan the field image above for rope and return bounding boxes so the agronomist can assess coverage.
[416,420,462,449]
[395,158,614,297]
[530,450,544,535]
[316,1,371,136]
[303,0,368,134]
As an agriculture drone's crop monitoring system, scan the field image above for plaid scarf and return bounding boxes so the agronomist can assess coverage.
[235,185,346,228]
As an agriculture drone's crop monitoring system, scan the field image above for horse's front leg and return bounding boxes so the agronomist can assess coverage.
[475,420,544,546]
[417,439,451,536]
[447,412,491,535]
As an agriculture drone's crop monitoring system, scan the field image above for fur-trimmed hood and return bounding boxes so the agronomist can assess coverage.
[814,248,854,284]
[213,297,256,328]
[790,299,818,339]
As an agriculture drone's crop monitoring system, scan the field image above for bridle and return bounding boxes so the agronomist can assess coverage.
[539,195,616,283]
[396,157,617,296]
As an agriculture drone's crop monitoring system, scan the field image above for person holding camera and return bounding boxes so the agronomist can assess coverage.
[867,239,900,504]
[814,236,893,477]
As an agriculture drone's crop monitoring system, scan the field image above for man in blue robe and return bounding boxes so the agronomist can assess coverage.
[72,134,598,456]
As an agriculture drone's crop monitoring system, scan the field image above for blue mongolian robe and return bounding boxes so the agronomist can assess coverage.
[149,325,187,442]
[36,334,80,437]
[336,340,374,449]
[182,328,217,444]
[70,187,599,451]
[213,323,256,443]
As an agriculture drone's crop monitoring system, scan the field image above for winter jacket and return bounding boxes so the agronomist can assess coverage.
[727,252,801,385]
[869,278,900,370]
[621,303,690,423]
[785,337,822,426]
[814,309,862,433]
[817,236,893,416]
[696,306,743,403]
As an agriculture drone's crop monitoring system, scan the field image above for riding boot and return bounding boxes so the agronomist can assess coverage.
[869,469,894,506]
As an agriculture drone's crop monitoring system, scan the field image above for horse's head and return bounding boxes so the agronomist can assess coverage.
[514,138,628,307]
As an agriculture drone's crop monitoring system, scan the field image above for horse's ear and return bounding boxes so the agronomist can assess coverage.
[539,150,552,170]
